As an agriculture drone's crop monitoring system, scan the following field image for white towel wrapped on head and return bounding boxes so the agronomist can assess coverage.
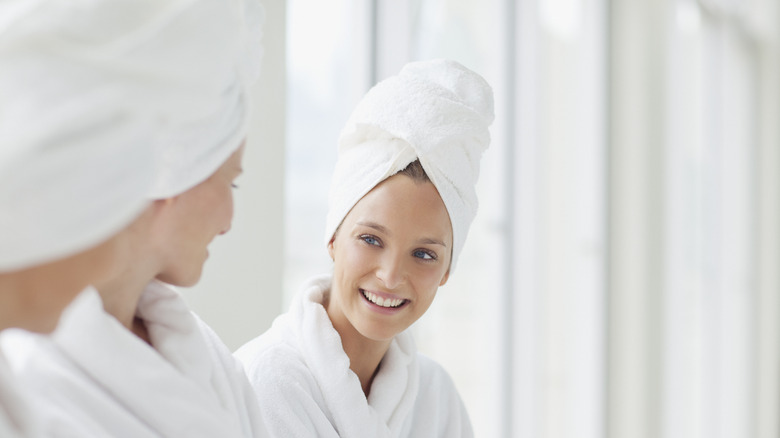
[0,0,262,271]
[325,59,494,270]
[150,0,264,198]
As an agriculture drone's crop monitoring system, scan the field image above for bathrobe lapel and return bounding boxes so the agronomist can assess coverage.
[290,276,419,437]
[50,284,248,437]
[236,273,474,437]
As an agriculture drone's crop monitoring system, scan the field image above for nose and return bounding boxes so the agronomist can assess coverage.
[375,251,406,290]
[219,223,231,235]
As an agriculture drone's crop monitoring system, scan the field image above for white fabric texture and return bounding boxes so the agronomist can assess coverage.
[0,0,261,271]
[150,0,264,198]
[235,275,473,438]
[2,283,268,438]
[0,353,38,438]
[325,59,494,270]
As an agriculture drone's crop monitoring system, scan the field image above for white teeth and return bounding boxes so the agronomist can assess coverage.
[362,290,404,308]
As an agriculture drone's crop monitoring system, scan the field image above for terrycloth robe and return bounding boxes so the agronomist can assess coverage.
[0,354,38,438]
[235,274,473,438]
[3,282,268,438]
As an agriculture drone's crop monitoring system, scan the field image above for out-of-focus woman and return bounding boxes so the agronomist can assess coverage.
[0,0,268,437]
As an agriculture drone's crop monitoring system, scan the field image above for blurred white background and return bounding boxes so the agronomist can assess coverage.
[185,0,780,437]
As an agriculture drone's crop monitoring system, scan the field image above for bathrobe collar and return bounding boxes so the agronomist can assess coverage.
[50,283,247,437]
[284,274,420,437]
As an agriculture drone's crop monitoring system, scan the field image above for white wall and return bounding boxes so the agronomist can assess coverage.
[183,0,286,351]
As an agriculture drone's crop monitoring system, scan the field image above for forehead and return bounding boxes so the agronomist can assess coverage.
[344,174,453,242]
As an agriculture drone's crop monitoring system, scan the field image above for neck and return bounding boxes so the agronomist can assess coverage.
[325,292,392,397]
[0,275,26,330]
[342,331,392,397]
[94,257,159,344]
[0,281,21,331]
[0,264,86,333]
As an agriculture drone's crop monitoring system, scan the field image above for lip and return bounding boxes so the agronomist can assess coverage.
[359,288,410,315]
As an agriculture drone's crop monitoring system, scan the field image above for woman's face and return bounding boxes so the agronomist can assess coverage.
[327,174,452,342]
[156,145,244,287]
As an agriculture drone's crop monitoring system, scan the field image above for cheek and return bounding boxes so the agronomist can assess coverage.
[225,189,237,222]
[225,189,235,218]
[205,188,234,231]
[334,241,374,277]
[411,265,447,294]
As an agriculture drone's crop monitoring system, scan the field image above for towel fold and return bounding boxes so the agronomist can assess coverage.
[149,0,264,199]
[0,0,262,270]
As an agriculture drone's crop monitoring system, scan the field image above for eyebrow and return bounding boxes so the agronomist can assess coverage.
[419,237,447,247]
[356,221,447,247]
[356,221,389,234]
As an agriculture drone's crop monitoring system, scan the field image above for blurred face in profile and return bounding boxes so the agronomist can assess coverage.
[155,145,244,287]
[0,229,131,333]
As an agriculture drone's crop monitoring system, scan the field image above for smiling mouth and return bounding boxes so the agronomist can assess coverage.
[360,289,409,309]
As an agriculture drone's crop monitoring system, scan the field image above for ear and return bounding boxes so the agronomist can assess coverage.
[439,269,450,286]
[147,198,175,223]
[153,197,176,210]
[327,238,335,261]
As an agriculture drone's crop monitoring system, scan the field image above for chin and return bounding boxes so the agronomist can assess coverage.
[174,272,203,287]
[157,268,203,288]
[355,321,401,342]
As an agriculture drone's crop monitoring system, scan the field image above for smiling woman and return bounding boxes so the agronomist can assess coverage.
[326,168,452,393]
[235,59,493,438]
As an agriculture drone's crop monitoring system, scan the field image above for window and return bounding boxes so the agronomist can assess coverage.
[283,1,780,437]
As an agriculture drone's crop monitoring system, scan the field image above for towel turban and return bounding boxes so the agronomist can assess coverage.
[325,59,495,271]
[149,0,264,198]
[0,0,261,272]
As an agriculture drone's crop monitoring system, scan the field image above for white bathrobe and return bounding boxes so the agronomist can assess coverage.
[235,275,473,438]
[3,282,268,438]
[0,353,38,438]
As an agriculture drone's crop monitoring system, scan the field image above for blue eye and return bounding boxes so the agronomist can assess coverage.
[414,249,436,260]
[231,183,239,189]
[361,235,381,246]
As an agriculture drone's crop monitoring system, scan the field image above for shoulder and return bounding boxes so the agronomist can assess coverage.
[410,353,474,437]
[414,354,465,408]
[235,333,336,435]
[236,330,317,393]
[416,353,458,390]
